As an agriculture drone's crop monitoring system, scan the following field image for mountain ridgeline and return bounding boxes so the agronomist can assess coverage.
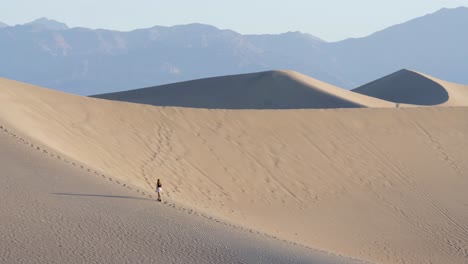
[0,7,467,95]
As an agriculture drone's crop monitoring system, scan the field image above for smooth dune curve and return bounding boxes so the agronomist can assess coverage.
[1,78,468,264]
[0,129,361,264]
[94,70,395,109]
[353,69,468,106]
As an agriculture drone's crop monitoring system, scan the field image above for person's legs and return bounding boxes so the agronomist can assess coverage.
[157,188,161,201]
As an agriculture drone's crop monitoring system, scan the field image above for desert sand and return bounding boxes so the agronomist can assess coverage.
[0,128,361,264]
[1,70,468,264]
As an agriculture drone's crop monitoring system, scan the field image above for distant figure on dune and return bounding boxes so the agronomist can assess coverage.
[156,179,162,202]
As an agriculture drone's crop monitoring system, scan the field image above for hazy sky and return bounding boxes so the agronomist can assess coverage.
[1,0,467,41]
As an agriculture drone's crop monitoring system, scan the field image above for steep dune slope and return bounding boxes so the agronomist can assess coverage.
[1,78,468,264]
[353,69,468,106]
[1,129,359,264]
[94,70,395,109]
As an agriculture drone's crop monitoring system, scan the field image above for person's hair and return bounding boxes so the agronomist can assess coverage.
[157,179,161,187]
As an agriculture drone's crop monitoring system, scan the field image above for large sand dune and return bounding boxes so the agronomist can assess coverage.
[1,76,468,264]
[353,69,468,106]
[0,127,360,264]
[94,70,395,109]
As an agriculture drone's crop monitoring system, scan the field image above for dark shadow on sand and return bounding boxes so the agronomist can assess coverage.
[353,69,449,105]
[51,192,154,201]
[92,71,364,109]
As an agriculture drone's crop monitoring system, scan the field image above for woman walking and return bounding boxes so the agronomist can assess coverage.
[156,179,162,201]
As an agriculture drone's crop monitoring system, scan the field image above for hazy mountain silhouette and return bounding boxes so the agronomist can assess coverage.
[0,22,8,28]
[0,7,467,95]
[24,17,69,30]
[0,22,270,94]
[326,6,468,87]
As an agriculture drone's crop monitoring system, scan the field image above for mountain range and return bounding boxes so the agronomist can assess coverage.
[1,7,467,95]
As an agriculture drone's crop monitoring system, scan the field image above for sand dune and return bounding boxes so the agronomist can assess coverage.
[1,77,468,264]
[94,70,395,109]
[353,69,468,106]
[0,127,361,264]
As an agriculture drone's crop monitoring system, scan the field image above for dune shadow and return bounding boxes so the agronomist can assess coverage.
[92,71,364,109]
[353,69,449,105]
[52,192,154,201]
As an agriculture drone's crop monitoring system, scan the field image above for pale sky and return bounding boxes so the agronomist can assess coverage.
[1,0,468,41]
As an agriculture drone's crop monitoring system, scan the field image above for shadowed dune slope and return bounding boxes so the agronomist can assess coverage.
[353,69,468,106]
[94,70,394,109]
[1,78,468,264]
